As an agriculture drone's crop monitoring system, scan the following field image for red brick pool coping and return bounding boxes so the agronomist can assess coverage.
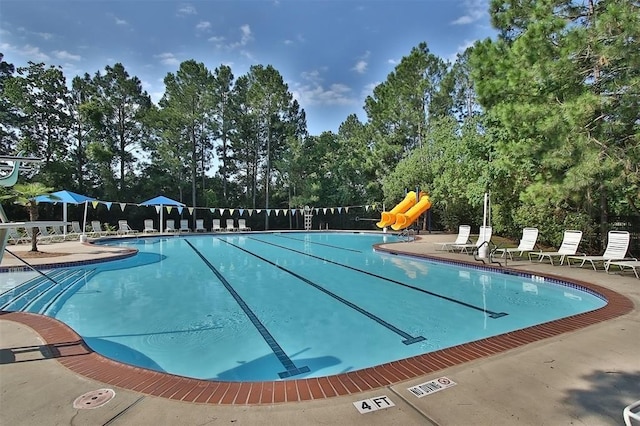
[0,250,634,405]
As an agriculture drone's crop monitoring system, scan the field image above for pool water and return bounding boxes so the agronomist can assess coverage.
[1,232,606,381]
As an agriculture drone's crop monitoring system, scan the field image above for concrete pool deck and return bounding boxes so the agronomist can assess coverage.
[1,232,638,425]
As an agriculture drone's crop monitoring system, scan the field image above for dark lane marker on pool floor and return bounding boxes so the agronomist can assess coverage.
[248,237,509,319]
[219,238,426,346]
[185,240,310,379]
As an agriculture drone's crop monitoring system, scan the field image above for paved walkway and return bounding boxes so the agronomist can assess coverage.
[1,233,638,425]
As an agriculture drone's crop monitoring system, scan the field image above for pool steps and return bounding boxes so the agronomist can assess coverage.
[0,268,96,315]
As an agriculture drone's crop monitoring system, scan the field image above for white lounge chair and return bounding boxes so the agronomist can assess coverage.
[528,230,583,265]
[66,221,84,240]
[90,221,108,237]
[117,220,139,235]
[606,260,640,279]
[165,219,177,233]
[566,230,632,270]
[195,219,207,232]
[434,225,471,251]
[494,227,539,260]
[225,219,237,232]
[143,219,158,234]
[37,226,64,244]
[451,226,492,254]
[7,227,28,245]
[179,219,191,233]
[237,219,251,231]
[211,219,222,232]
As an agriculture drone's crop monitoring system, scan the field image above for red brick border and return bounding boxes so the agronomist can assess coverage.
[0,249,634,405]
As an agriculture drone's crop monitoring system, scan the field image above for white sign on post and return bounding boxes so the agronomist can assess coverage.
[353,395,395,414]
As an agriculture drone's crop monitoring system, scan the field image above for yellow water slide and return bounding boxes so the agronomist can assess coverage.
[376,191,424,228]
[391,193,432,231]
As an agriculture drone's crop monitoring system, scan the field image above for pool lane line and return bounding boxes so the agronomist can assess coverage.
[184,240,310,379]
[218,238,426,346]
[274,234,363,253]
[247,237,508,319]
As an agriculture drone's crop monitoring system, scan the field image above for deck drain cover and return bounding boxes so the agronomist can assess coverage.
[73,388,116,409]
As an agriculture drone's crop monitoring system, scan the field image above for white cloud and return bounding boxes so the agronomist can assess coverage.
[239,24,252,46]
[452,0,487,25]
[155,52,180,66]
[36,32,53,40]
[196,21,211,31]
[177,4,197,16]
[20,44,50,62]
[352,60,367,74]
[292,70,358,106]
[53,50,81,61]
[114,16,128,26]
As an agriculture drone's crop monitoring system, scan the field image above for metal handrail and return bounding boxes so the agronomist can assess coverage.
[4,248,60,286]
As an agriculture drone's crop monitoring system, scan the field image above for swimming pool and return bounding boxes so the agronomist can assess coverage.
[1,232,606,382]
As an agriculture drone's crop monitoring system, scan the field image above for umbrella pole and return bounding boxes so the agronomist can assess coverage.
[63,202,68,236]
[160,204,164,234]
[82,201,88,235]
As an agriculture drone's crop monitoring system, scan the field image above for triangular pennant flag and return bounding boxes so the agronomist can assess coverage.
[188,207,194,215]
[291,209,296,216]
[323,208,328,214]
[105,201,112,211]
[219,208,225,215]
[256,209,262,214]
[314,208,319,214]
[345,206,349,213]
[266,209,272,216]
[229,209,235,215]
[275,209,280,216]
[167,206,173,213]
[284,209,288,216]
[119,203,127,212]
[155,206,160,214]
[92,201,99,209]
[248,209,254,216]
[209,208,215,213]
[337,207,343,214]
[365,205,370,212]
[177,207,183,214]
[331,208,335,214]
[239,209,244,216]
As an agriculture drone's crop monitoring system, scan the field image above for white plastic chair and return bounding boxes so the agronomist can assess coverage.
[211,219,222,232]
[165,219,177,233]
[435,225,471,251]
[117,220,139,235]
[143,219,157,233]
[494,227,539,260]
[195,219,207,232]
[451,226,492,254]
[528,230,583,265]
[179,219,191,233]
[238,219,251,231]
[566,230,632,270]
[225,219,237,232]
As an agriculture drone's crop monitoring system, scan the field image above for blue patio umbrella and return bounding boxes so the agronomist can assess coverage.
[34,190,96,236]
[139,195,185,232]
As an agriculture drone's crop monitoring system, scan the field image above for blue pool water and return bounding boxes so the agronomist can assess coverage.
[0,232,606,381]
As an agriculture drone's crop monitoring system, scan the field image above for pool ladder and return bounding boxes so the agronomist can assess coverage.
[472,241,505,267]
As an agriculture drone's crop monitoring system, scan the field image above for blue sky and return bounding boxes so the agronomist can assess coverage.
[1,0,495,135]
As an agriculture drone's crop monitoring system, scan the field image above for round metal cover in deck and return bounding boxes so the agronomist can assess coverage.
[73,388,115,409]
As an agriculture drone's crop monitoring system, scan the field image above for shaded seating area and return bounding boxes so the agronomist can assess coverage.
[494,227,539,260]
[528,230,583,266]
[566,230,633,270]
[434,225,471,252]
